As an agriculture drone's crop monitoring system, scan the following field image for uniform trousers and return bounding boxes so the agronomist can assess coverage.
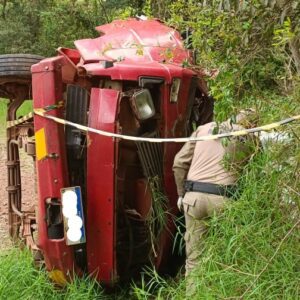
[182,191,228,296]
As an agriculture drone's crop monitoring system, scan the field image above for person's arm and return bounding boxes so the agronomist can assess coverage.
[172,132,197,197]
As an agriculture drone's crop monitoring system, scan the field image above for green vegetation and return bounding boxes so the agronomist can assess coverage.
[147,176,169,256]
[0,99,32,134]
[0,0,299,299]
[0,248,103,299]
[17,100,33,118]
[0,100,7,124]
[0,0,145,56]
[0,99,9,134]
[0,99,32,118]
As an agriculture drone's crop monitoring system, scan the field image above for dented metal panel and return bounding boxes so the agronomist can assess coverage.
[75,19,191,65]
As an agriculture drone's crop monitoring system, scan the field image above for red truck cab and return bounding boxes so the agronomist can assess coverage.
[1,18,213,285]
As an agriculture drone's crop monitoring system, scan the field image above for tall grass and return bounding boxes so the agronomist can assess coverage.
[0,248,104,300]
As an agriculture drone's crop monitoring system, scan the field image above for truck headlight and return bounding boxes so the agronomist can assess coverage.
[130,89,155,120]
[61,186,86,245]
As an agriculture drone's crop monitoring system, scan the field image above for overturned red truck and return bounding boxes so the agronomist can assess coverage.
[0,18,213,285]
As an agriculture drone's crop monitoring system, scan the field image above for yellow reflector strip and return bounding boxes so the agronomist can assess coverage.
[49,270,67,286]
[35,128,47,161]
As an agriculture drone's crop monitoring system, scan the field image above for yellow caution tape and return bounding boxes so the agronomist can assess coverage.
[33,109,300,143]
[6,112,34,128]
[6,102,63,129]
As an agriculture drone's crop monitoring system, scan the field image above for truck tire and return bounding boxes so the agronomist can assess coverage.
[1,54,43,244]
[0,54,44,78]
[0,54,44,99]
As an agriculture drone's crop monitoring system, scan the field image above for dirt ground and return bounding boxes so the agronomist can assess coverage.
[0,134,36,250]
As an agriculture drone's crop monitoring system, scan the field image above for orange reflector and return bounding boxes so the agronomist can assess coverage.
[35,128,47,160]
[49,269,67,286]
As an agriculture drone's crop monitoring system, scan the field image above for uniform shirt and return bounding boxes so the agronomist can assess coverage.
[173,121,245,197]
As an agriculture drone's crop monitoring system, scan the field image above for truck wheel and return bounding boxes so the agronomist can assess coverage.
[0,54,44,78]
[0,54,44,98]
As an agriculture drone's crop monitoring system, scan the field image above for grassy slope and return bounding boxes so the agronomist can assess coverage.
[0,92,299,299]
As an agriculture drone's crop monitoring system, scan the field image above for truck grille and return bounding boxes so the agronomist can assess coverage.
[136,131,163,179]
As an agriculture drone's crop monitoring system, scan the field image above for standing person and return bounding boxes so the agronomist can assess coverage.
[172,109,258,295]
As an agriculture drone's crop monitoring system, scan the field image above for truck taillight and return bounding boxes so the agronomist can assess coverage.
[61,187,86,245]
